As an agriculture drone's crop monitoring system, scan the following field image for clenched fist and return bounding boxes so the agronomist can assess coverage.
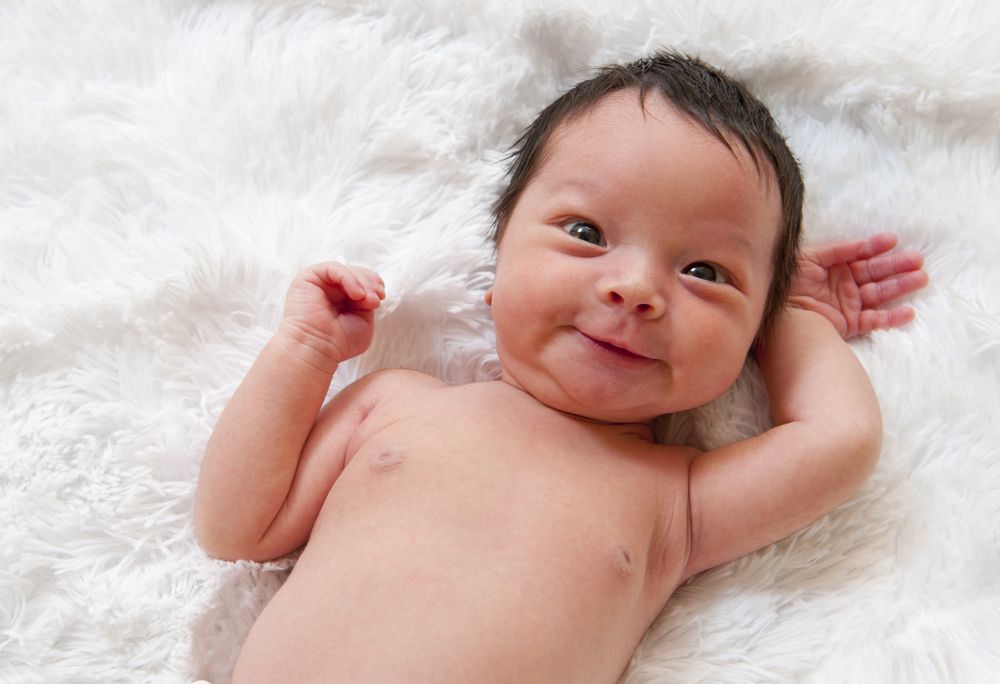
[280,262,385,365]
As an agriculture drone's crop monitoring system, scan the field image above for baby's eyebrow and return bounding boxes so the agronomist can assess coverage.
[715,229,756,253]
[550,177,603,196]
[692,226,771,265]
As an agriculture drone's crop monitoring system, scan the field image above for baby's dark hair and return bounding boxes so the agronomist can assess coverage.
[490,50,803,340]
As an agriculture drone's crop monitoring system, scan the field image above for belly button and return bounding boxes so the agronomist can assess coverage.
[610,545,634,576]
[370,450,403,472]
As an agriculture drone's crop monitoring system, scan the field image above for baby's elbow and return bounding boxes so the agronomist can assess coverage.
[842,409,883,489]
[195,523,242,562]
[195,519,289,563]
[197,534,274,563]
[200,545,238,562]
[194,511,255,562]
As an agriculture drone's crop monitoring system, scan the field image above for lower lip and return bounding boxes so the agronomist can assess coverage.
[578,332,655,365]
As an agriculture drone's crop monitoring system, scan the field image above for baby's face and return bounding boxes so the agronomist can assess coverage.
[487,90,782,424]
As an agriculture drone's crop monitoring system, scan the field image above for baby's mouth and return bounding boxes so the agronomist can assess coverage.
[580,332,653,362]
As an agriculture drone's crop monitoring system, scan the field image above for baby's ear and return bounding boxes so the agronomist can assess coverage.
[484,287,493,306]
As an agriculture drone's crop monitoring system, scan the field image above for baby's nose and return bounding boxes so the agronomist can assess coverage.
[601,266,666,318]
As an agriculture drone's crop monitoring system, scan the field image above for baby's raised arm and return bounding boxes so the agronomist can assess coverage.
[194,263,384,561]
[683,234,927,579]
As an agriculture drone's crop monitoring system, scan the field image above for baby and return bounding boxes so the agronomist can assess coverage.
[195,51,928,683]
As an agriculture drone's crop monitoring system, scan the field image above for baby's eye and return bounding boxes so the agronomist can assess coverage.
[683,262,729,284]
[562,221,605,246]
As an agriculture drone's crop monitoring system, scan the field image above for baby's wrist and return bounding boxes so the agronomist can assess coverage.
[756,307,841,361]
[780,304,838,329]
[274,320,343,375]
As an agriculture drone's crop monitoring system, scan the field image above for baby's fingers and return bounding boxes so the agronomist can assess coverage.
[351,268,386,310]
[858,232,900,259]
[808,232,898,269]
[312,262,384,310]
[354,266,386,302]
[859,305,916,334]
[859,269,929,308]
[851,249,925,285]
[342,268,385,311]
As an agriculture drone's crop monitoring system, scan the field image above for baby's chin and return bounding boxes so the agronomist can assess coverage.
[499,362,720,427]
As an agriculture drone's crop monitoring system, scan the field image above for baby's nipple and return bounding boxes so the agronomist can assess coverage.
[370,449,404,472]
[610,544,635,577]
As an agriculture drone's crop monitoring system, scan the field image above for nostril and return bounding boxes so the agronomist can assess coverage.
[609,291,624,304]
[636,303,652,313]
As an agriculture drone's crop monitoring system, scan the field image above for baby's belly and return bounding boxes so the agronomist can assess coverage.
[234,431,680,683]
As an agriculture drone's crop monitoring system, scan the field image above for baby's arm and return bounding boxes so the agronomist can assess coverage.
[194,263,385,562]
[683,234,927,579]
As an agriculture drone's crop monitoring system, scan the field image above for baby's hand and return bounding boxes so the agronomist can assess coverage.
[281,262,385,364]
[787,233,928,338]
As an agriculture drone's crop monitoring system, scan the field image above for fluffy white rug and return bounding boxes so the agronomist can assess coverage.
[2,1,999,682]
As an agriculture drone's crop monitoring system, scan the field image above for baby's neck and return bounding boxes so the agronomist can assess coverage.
[494,376,656,443]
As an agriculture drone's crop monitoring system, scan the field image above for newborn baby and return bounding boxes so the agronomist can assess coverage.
[195,51,927,683]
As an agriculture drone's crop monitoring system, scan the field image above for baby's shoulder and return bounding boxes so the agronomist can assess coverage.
[348,367,446,402]
[327,368,445,438]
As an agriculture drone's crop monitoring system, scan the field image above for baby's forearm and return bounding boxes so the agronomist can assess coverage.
[758,308,882,504]
[683,307,886,575]
[194,323,338,560]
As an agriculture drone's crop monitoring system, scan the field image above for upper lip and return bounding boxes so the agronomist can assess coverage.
[579,330,655,360]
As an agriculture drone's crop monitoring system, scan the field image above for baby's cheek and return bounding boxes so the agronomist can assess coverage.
[491,276,545,324]
[673,324,747,404]
[708,341,750,396]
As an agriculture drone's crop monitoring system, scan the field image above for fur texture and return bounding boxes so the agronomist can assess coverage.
[2,1,998,682]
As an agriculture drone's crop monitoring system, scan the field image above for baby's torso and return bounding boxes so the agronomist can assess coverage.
[237,372,694,684]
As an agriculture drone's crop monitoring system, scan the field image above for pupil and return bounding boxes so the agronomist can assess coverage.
[690,264,716,280]
[570,223,600,244]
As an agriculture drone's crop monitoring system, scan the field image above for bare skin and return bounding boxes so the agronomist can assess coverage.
[232,372,693,683]
[195,92,928,683]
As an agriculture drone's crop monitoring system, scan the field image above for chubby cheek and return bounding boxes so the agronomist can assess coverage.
[488,270,534,353]
[490,287,555,360]
[673,313,755,407]
[489,253,576,375]
[490,250,573,325]
[488,286,548,395]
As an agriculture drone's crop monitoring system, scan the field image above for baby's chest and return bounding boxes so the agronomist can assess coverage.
[326,396,691,591]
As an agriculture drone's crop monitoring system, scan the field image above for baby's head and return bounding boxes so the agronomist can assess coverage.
[484,51,805,423]
[491,50,803,342]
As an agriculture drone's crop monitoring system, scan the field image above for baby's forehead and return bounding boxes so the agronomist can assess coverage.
[521,90,783,263]
[545,91,771,180]
[539,92,776,198]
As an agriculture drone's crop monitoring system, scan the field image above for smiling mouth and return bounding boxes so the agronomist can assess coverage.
[580,332,653,362]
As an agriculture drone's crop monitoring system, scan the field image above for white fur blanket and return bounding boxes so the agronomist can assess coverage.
[3,2,999,682]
